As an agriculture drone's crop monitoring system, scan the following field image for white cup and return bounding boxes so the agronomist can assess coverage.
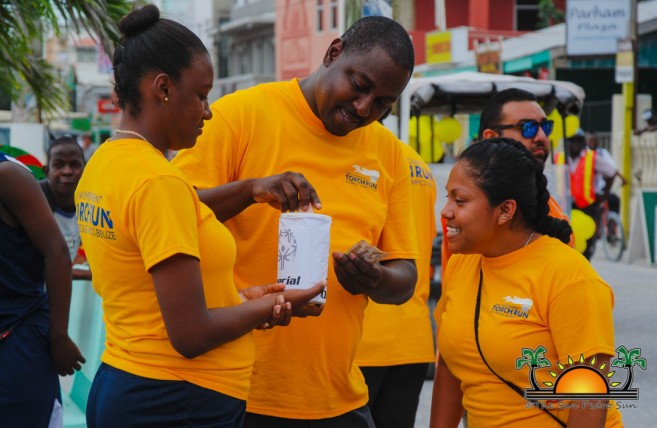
[277,212,332,304]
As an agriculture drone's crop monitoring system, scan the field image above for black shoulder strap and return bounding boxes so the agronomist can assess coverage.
[474,268,566,427]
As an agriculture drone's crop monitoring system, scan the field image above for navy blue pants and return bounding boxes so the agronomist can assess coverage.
[87,363,245,427]
[243,405,375,428]
[360,363,429,428]
[0,323,60,428]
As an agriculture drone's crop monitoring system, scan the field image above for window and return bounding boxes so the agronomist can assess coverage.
[316,0,325,32]
[218,17,229,78]
[76,46,97,63]
[515,0,539,31]
[237,45,252,75]
[330,0,339,30]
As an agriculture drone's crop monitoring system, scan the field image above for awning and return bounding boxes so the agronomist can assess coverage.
[404,71,585,118]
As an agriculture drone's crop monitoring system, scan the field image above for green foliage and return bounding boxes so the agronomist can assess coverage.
[0,0,132,118]
[537,0,564,30]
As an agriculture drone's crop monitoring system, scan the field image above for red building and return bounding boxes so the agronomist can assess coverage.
[410,0,565,64]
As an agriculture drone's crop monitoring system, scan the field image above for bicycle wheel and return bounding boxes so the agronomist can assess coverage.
[602,211,625,261]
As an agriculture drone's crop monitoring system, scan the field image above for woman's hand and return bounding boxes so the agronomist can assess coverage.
[239,283,290,329]
[239,280,327,327]
[280,280,326,317]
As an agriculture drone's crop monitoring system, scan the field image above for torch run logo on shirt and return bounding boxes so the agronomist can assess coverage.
[491,296,533,319]
[345,165,380,190]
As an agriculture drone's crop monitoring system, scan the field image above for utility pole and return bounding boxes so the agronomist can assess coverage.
[620,0,637,234]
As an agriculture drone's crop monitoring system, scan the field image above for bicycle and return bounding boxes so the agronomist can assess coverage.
[590,198,626,262]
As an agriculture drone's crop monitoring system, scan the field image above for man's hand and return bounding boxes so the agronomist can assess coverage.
[251,172,322,213]
[333,250,416,304]
[332,250,383,296]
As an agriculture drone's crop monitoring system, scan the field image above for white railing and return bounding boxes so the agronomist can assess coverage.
[632,131,657,188]
[611,130,657,189]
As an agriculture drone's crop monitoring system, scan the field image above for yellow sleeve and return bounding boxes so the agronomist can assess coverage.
[173,99,243,188]
[128,175,200,271]
[377,144,419,259]
[548,277,616,359]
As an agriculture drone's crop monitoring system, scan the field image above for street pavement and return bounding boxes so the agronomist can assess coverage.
[414,251,657,428]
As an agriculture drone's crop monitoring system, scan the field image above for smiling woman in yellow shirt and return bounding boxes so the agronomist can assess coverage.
[431,138,622,428]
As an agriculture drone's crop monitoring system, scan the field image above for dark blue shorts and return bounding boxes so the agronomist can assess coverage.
[243,405,375,428]
[87,363,246,428]
[0,323,61,428]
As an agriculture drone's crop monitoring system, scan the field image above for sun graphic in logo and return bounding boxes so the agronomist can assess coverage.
[517,346,645,401]
[547,355,615,394]
[554,366,608,394]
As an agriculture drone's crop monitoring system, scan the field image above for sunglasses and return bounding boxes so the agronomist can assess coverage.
[494,119,554,138]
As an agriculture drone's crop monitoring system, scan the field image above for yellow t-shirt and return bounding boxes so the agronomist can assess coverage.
[173,79,418,419]
[76,138,254,400]
[435,236,622,427]
[355,143,436,366]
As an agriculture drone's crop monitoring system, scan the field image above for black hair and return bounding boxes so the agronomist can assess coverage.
[458,137,572,244]
[340,16,415,74]
[46,136,84,163]
[478,88,537,139]
[112,4,208,117]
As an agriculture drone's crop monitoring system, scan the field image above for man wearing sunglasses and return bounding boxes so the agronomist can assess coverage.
[478,88,553,165]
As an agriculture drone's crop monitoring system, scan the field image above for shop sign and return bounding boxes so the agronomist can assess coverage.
[615,38,634,84]
[566,0,631,56]
[426,27,468,65]
[475,38,502,74]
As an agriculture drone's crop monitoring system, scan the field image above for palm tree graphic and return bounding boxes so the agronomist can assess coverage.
[516,345,552,390]
[611,345,647,391]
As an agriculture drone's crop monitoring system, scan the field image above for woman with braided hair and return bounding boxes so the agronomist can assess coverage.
[430,138,622,427]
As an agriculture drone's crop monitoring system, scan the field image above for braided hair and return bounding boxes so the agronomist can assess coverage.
[458,137,572,243]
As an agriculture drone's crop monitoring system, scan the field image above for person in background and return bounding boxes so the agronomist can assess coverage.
[564,129,620,259]
[0,152,84,427]
[40,136,91,280]
[81,133,98,162]
[431,138,622,427]
[634,108,657,135]
[173,15,418,427]
[355,141,436,428]
[587,133,628,215]
[76,5,323,427]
